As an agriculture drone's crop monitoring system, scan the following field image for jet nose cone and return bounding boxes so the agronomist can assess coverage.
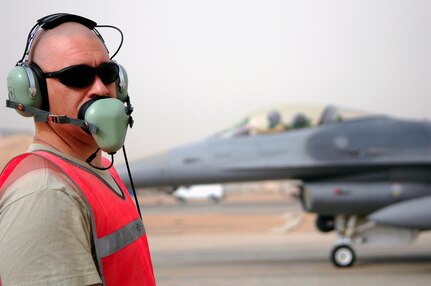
[118,151,170,188]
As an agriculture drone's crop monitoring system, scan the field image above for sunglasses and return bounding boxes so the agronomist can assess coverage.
[44,62,119,88]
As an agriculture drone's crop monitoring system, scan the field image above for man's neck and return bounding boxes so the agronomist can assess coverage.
[34,123,103,167]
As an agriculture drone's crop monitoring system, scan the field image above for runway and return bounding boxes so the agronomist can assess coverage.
[139,191,431,286]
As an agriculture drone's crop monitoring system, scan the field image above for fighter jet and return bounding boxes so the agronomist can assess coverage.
[118,104,431,267]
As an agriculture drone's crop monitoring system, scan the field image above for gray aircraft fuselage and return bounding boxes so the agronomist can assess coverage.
[120,110,431,226]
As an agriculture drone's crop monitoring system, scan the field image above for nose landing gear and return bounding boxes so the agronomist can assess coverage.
[331,215,358,267]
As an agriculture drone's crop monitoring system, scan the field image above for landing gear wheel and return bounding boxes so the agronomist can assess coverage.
[330,244,356,267]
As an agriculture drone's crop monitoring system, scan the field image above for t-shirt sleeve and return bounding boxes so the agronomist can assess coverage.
[0,169,102,286]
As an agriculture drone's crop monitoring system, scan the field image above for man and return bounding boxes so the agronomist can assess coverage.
[0,14,156,285]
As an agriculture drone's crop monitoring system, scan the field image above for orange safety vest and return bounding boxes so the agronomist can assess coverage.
[0,151,156,286]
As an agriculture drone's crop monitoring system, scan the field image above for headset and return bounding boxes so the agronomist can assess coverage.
[6,13,130,120]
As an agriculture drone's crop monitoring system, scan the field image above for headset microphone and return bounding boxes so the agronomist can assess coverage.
[78,96,133,154]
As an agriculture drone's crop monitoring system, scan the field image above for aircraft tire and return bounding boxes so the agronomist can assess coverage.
[330,244,356,267]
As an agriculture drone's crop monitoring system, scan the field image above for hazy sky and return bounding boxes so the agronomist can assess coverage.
[1,0,431,162]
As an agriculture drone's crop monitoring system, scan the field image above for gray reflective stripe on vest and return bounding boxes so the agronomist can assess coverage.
[96,218,146,258]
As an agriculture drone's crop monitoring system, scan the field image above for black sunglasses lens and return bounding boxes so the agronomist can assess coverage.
[46,63,119,88]
[98,63,119,84]
[59,66,95,88]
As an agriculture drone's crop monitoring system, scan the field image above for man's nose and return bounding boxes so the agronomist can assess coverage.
[88,75,111,97]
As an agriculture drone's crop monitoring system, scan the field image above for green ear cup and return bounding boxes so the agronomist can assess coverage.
[7,66,43,117]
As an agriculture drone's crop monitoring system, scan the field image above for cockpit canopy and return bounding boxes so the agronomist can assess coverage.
[215,104,370,138]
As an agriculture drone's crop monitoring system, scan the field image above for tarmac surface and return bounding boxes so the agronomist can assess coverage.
[139,191,431,286]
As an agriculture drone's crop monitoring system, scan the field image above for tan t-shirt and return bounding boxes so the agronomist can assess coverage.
[0,144,123,285]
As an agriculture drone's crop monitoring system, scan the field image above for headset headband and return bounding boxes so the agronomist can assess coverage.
[18,13,123,64]
[38,13,97,30]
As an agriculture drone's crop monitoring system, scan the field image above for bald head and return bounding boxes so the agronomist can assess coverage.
[30,22,108,69]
